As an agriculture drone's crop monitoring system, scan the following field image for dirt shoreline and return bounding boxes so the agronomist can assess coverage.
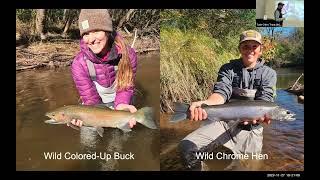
[16,35,159,71]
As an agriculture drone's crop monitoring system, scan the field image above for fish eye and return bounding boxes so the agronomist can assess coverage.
[286,111,291,114]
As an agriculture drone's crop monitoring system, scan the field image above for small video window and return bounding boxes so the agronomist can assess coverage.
[256,0,304,27]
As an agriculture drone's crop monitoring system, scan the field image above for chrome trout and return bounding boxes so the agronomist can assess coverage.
[45,105,157,137]
[170,100,295,123]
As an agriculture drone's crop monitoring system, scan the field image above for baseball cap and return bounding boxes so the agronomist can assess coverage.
[239,30,262,44]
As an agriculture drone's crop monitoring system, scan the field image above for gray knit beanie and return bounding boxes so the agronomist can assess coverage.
[78,9,113,36]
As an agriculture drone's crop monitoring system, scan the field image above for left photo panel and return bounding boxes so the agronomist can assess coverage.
[16,9,160,171]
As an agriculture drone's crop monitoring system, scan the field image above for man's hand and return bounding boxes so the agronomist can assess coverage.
[116,104,137,128]
[189,101,208,121]
[242,114,271,125]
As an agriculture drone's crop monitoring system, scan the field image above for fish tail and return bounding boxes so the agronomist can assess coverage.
[135,107,157,129]
[170,102,190,123]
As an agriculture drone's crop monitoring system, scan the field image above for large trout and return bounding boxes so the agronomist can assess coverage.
[45,105,157,137]
[170,100,295,123]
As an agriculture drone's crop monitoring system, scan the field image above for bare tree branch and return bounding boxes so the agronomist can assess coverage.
[117,9,135,29]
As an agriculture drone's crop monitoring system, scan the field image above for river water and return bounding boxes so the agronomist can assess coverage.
[160,67,304,171]
[16,53,160,171]
[16,60,304,171]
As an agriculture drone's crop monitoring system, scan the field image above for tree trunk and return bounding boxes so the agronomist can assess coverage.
[63,9,67,22]
[62,9,71,35]
[36,9,47,40]
[117,9,135,29]
[62,18,71,35]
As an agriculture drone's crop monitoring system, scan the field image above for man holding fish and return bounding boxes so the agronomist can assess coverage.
[178,30,278,170]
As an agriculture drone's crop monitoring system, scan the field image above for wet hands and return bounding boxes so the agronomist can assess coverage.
[189,101,208,121]
[128,118,137,128]
[115,104,137,128]
[115,104,137,113]
[68,119,83,127]
[241,114,271,125]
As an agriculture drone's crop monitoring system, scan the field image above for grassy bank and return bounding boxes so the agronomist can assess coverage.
[160,10,303,112]
[160,9,258,112]
[160,28,239,112]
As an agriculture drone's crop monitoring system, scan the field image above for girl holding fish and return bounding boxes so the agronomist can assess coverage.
[71,9,137,128]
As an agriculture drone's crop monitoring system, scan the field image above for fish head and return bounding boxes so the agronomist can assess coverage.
[272,107,296,121]
[282,110,296,121]
[45,107,72,124]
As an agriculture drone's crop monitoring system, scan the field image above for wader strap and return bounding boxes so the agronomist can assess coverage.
[85,58,96,81]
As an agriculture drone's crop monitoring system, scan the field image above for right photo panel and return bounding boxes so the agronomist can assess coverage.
[160,8,304,171]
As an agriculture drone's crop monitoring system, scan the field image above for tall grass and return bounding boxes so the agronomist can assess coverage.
[160,28,239,112]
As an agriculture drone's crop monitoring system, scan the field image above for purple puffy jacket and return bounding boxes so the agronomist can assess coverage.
[71,37,137,108]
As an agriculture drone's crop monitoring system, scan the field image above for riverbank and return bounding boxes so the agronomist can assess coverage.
[16,32,159,71]
[16,52,160,170]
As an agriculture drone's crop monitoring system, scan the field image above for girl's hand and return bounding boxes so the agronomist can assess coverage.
[116,104,137,128]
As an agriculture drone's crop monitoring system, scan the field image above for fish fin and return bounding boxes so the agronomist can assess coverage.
[119,123,132,133]
[228,119,242,133]
[135,107,158,129]
[67,123,80,131]
[230,118,242,125]
[96,127,104,137]
[169,102,190,123]
[170,113,187,123]
[45,119,65,124]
